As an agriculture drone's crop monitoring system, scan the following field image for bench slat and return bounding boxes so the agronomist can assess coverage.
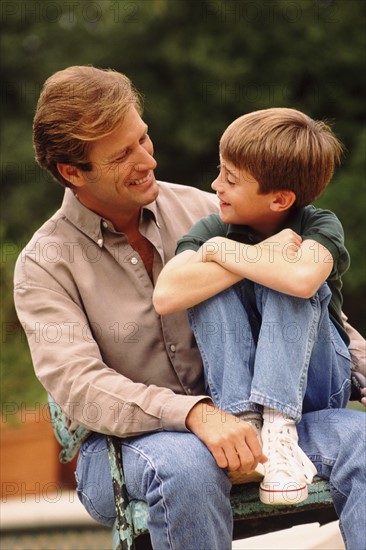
[231,477,333,520]
[231,478,337,541]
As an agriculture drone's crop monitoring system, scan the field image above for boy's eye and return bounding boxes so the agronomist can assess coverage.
[217,164,236,184]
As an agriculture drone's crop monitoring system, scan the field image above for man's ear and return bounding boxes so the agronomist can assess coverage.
[56,163,85,188]
[270,190,296,212]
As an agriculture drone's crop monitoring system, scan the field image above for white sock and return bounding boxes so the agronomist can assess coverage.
[262,407,295,427]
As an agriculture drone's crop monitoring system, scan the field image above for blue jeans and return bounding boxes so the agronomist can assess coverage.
[188,282,351,420]
[76,409,366,550]
[76,431,232,549]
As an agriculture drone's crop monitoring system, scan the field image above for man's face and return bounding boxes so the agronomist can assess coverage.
[211,157,275,236]
[75,106,159,224]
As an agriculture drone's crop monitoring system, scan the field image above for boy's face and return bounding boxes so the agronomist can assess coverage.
[212,158,277,236]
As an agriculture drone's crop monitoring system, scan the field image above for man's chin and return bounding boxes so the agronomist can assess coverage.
[144,179,160,204]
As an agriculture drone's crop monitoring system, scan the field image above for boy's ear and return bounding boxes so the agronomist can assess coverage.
[270,190,296,212]
[57,163,85,188]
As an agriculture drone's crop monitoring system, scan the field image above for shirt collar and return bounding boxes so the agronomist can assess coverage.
[60,188,160,242]
[226,224,259,244]
[284,206,305,234]
[226,207,306,244]
[143,198,160,227]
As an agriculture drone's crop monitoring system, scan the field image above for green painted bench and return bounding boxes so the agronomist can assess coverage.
[49,397,337,550]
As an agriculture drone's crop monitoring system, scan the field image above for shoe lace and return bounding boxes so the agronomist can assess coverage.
[265,428,310,481]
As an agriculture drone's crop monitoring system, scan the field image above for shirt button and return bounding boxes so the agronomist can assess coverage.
[170,344,176,352]
[102,221,108,228]
[187,388,192,395]
[130,257,138,265]
[97,238,103,247]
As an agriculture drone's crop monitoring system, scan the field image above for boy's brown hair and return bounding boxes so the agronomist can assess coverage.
[33,66,143,187]
[220,108,344,207]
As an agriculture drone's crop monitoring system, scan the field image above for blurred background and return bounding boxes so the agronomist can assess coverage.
[1,0,365,530]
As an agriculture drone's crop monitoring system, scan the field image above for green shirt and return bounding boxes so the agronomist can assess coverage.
[176,205,350,344]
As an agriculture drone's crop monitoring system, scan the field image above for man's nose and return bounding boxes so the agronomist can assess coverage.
[135,147,157,172]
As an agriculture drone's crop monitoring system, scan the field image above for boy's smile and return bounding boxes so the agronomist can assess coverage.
[211,158,281,238]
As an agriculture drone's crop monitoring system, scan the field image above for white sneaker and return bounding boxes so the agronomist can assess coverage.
[259,413,317,505]
[229,414,265,485]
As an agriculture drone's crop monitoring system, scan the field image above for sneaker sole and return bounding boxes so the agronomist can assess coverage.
[259,483,308,505]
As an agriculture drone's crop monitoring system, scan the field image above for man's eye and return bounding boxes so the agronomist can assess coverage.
[114,152,128,163]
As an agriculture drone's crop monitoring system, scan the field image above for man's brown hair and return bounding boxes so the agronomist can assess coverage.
[33,66,143,187]
[220,107,344,207]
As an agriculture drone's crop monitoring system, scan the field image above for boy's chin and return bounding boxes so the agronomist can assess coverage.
[219,210,236,224]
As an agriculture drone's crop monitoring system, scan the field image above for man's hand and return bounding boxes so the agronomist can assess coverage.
[186,402,267,474]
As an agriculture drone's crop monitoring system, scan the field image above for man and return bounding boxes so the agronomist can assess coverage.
[14,66,365,549]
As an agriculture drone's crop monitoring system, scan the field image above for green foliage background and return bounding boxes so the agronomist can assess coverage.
[1,0,365,407]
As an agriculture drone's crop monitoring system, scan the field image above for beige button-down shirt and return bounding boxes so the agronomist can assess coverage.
[14,181,218,436]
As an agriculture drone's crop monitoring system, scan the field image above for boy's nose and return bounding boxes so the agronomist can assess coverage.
[211,176,221,192]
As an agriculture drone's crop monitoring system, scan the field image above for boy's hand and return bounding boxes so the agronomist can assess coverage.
[201,229,303,265]
[198,228,331,298]
[186,402,267,473]
[200,236,226,263]
[260,228,302,261]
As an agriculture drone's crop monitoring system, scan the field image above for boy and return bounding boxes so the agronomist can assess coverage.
[153,108,352,505]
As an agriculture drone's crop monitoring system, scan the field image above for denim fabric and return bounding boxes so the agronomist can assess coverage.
[76,409,365,550]
[298,409,366,550]
[75,283,360,550]
[188,282,351,421]
[76,431,232,550]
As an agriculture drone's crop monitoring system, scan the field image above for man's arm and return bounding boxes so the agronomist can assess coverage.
[14,261,206,437]
[343,313,366,406]
[16,257,267,473]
